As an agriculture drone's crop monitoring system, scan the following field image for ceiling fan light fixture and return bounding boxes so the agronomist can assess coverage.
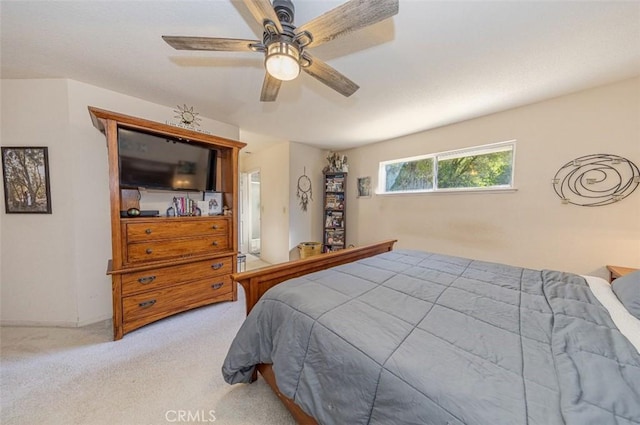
[265,42,300,81]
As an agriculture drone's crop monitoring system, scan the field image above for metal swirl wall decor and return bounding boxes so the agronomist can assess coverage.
[552,154,640,206]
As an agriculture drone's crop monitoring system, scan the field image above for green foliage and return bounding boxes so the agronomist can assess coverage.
[386,158,434,191]
[384,149,512,192]
[437,151,512,188]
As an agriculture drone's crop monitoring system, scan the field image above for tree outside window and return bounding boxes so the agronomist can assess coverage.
[379,142,515,194]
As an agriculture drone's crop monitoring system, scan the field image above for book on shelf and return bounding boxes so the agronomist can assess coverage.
[325,211,344,228]
[325,229,345,246]
[325,176,345,192]
[170,196,200,216]
[325,246,345,253]
[325,193,344,210]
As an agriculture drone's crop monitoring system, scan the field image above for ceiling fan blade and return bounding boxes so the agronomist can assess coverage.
[260,72,282,102]
[162,36,260,52]
[242,0,283,33]
[295,0,398,49]
[301,53,359,98]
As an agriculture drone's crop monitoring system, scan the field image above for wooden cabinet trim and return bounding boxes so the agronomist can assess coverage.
[108,252,237,275]
[89,106,246,150]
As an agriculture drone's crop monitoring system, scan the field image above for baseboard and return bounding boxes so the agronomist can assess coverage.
[77,315,113,328]
[1,314,112,328]
[1,319,81,328]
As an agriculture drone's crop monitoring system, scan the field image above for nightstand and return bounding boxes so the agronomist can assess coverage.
[606,265,638,283]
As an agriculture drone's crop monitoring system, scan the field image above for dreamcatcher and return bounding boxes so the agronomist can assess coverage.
[297,167,313,211]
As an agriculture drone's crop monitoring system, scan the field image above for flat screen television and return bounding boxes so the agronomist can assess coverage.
[117,127,217,192]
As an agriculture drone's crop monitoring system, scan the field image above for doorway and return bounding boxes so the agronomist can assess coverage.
[240,170,261,256]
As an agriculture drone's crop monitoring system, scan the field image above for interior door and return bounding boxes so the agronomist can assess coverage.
[240,170,261,255]
[248,170,261,255]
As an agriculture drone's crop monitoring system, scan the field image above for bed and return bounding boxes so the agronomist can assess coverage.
[222,240,640,424]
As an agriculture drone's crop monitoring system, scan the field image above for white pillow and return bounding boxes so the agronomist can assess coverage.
[583,275,640,354]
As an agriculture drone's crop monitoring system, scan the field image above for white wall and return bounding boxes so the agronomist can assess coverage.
[288,142,325,259]
[0,78,239,326]
[343,77,640,279]
[240,142,291,265]
[240,141,326,263]
[1,80,77,325]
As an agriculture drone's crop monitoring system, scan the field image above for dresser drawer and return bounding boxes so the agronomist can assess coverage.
[126,235,229,263]
[121,256,233,296]
[125,218,229,242]
[122,277,233,332]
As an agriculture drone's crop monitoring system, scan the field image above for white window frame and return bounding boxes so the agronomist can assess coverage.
[378,140,516,195]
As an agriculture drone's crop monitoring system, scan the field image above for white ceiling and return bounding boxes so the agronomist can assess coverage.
[2,1,639,151]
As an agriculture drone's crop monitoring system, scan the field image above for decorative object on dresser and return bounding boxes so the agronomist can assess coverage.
[204,191,223,215]
[322,171,346,252]
[89,107,245,340]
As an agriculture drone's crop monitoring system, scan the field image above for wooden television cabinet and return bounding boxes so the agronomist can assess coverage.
[89,107,245,340]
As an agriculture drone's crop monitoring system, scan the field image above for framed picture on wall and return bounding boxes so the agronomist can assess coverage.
[203,191,223,215]
[357,176,372,198]
[1,146,52,214]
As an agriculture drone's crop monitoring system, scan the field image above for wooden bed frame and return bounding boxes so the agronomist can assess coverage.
[231,240,397,424]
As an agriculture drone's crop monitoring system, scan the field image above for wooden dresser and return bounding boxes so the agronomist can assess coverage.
[90,107,245,340]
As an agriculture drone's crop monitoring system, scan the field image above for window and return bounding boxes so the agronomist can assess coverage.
[379,141,515,194]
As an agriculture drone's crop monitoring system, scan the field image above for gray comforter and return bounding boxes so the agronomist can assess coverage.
[222,250,640,424]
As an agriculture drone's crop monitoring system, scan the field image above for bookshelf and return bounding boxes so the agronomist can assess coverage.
[323,172,347,252]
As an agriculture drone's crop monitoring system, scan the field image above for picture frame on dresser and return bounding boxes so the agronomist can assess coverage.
[1,146,52,214]
[204,191,223,215]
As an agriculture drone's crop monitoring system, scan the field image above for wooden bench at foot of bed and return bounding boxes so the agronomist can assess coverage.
[230,240,398,425]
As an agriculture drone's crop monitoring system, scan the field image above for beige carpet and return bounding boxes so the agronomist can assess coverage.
[1,258,298,425]
[241,253,270,272]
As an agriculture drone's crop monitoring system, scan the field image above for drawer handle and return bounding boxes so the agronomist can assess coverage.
[139,300,156,308]
[145,228,152,234]
[146,248,153,254]
[211,225,218,230]
[211,241,218,246]
[211,283,224,290]
[211,262,224,270]
[138,276,156,285]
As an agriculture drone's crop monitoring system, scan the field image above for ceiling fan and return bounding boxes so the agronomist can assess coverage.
[162,0,399,102]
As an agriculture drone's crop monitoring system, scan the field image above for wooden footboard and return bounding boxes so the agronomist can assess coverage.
[232,240,396,424]
[232,239,397,315]
[257,364,318,425]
